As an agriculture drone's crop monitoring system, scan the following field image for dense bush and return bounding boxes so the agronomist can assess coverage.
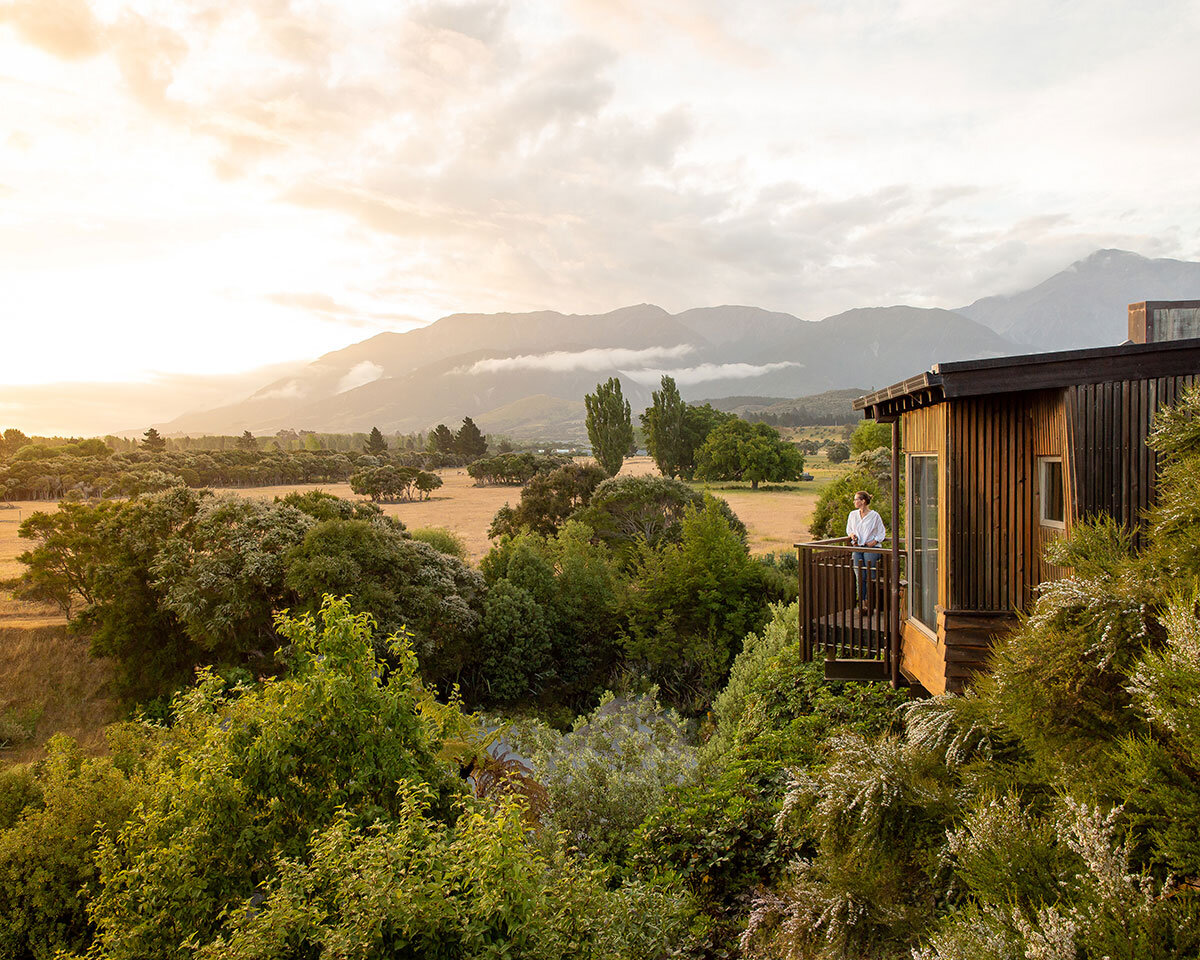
[0,449,362,501]
[0,736,143,959]
[349,463,442,501]
[488,461,608,538]
[285,520,484,688]
[467,452,572,485]
[408,525,469,559]
[478,522,622,707]
[0,600,702,959]
[513,692,696,868]
[620,497,769,710]
[574,474,747,555]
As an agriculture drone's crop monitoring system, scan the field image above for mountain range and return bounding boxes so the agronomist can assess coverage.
[156,249,1200,440]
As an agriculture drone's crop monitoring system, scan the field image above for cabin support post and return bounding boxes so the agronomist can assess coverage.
[890,418,901,689]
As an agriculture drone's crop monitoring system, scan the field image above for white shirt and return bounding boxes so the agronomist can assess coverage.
[846,507,886,546]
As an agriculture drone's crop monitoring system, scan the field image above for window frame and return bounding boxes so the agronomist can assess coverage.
[907,452,940,635]
[1038,456,1066,530]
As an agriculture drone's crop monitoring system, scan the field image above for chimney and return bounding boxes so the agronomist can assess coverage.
[1128,300,1200,343]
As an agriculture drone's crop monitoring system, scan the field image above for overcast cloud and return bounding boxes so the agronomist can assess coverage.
[459,344,695,375]
[624,361,804,386]
[1,0,1198,391]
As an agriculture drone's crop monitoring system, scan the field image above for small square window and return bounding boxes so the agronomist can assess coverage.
[1039,457,1065,528]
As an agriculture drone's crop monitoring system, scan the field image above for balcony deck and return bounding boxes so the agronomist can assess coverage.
[796,538,904,684]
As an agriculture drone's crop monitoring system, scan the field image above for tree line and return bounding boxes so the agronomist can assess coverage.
[585,375,806,487]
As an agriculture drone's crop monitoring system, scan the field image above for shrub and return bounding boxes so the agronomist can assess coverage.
[575,475,746,556]
[621,496,767,711]
[512,692,696,867]
[0,736,142,959]
[85,600,463,959]
[807,469,889,540]
[409,526,468,560]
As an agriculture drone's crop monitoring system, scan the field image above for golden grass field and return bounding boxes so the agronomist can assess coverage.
[0,454,835,763]
[207,456,825,561]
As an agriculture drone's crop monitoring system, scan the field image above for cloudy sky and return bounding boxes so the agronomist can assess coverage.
[3,0,1199,401]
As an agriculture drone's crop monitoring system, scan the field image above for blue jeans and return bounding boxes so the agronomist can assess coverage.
[852,551,879,603]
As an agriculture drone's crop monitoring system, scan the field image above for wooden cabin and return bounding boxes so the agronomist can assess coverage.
[796,300,1200,695]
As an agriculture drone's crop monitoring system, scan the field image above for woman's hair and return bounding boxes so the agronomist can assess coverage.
[854,490,871,505]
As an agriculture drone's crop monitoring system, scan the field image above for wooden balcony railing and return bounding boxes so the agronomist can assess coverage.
[795,538,905,683]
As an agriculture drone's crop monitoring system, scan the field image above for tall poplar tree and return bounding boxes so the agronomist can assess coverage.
[585,377,634,477]
[640,375,687,478]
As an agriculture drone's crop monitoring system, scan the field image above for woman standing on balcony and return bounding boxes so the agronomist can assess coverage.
[847,491,886,609]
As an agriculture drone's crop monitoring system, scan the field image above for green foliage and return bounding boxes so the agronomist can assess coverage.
[479,522,624,706]
[633,602,910,948]
[468,452,572,486]
[454,416,488,459]
[31,488,203,699]
[0,447,364,501]
[194,796,700,960]
[849,418,891,456]
[695,419,804,489]
[621,496,767,710]
[275,488,390,524]
[0,767,40,830]
[409,525,468,559]
[365,424,388,454]
[140,427,166,452]
[487,461,608,539]
[807,468,890,539]
[85,599,463,959]
[235,430,257,451]
[478,567,556,704]
[641,375,689,478]
[575,474,746,556]
[427,423,456,453]
[349,463,442,501]
[513,692,696,867]
[585,377,634,477]
[153,495,314,662]
[826,440,850,463]
[979,524,1153,790]
[0,736,143,960]
[1145,384,1200,578]
[285,521,483,688]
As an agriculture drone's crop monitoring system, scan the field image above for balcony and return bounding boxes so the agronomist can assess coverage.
[795,538,905,684]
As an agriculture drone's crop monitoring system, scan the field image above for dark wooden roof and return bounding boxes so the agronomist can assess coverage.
[854,337,1200,420]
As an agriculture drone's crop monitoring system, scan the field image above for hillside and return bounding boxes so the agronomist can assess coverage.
[957,248,1200,350]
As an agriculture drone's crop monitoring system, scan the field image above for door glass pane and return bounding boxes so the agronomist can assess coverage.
[909,455,939,630]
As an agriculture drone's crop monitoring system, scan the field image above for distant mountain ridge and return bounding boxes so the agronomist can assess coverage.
[157,249,1200,439]
[957,249,1200,350]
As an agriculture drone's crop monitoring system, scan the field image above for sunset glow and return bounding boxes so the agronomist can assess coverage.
[2,0,1199,430]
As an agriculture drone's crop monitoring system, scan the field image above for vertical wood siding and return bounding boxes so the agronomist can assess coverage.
[946,389,1066,612]
[1068,375,1198,541]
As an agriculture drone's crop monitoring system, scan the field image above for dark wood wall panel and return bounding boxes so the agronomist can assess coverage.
[1068,375,1197,537]
[947,390,1065,612]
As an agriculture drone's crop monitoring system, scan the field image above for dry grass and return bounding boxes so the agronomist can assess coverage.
[0,621,119,765]
[205,456,823,561]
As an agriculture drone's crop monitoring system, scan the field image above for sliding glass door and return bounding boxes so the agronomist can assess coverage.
[909,455,939,631]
